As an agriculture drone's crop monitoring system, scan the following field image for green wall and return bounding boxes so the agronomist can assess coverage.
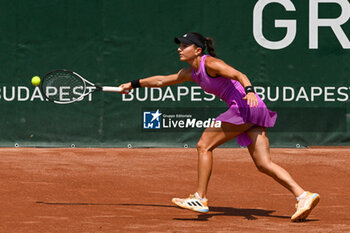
[0,0,349,147]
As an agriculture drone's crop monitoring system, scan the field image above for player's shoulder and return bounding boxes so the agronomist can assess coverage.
[205,56,227,70]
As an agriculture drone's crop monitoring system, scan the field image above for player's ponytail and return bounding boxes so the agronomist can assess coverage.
[205,37,216,57]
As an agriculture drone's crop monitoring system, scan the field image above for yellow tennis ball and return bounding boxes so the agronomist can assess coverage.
[31,76,41,86]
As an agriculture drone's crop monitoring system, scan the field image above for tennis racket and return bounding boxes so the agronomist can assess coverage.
[40,69,125,104]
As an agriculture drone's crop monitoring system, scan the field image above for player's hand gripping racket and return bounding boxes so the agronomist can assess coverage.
[40,69,125,104]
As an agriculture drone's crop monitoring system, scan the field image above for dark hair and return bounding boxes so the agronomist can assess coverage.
[205,37,216,57]
[190,32,217,57]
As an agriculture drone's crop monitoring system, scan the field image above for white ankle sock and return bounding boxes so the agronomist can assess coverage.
[195,192,207,201]
[296,191,307,201]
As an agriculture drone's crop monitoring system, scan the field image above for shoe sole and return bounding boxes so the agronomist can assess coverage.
[171,199,209,213]
[291,194,320,222]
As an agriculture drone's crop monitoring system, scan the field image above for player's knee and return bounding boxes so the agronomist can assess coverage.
[197,140,212,153]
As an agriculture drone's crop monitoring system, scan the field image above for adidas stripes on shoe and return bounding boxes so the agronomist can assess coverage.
[172,193,209,213]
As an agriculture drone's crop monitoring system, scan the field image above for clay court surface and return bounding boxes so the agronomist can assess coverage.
[0,147,349,233]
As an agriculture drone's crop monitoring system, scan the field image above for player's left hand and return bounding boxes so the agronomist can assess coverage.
[243,92,259,108]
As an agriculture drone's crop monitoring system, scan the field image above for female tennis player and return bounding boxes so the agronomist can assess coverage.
[119,32,319,222]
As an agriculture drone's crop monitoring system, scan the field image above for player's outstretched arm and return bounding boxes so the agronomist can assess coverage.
[119,68,193,94]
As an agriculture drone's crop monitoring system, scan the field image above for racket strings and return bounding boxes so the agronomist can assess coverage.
[42,71,86,102]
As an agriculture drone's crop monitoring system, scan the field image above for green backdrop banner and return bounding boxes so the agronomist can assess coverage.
[0,0,349,147]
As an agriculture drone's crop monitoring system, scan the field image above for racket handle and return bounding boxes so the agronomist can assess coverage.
[102,86,124,92]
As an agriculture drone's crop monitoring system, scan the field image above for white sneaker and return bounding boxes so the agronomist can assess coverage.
[172,194,209,213]
[291,191,320,222]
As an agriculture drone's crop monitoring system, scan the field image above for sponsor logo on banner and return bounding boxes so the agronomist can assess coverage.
[142,108,222,131]
[143,110,162,129]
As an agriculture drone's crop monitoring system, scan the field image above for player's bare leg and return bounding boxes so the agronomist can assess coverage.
[195,122,252,199]
[172,122,251,213]
[246,126,304,197]
[246,126,320,221]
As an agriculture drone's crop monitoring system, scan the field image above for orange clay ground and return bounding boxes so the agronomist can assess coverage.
[0,147,349,233]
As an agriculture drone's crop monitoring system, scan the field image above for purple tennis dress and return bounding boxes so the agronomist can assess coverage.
[191,55,277,146]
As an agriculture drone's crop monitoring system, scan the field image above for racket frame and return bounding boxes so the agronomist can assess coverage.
[41,69,123,104]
